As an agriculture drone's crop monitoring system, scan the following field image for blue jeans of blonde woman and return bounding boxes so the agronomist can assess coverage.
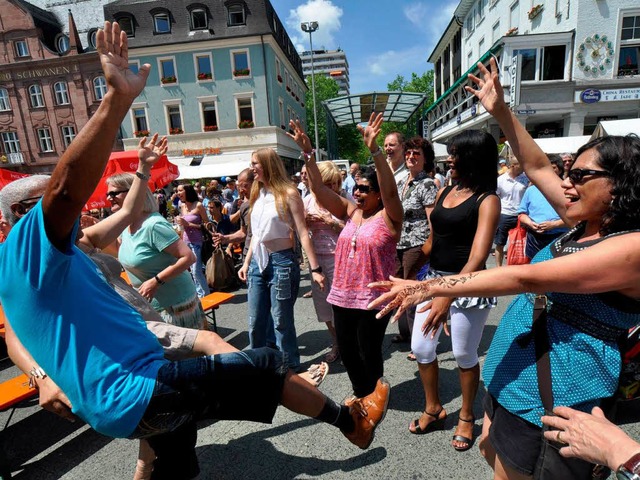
[187,242,209,298]
[247,248,301,371]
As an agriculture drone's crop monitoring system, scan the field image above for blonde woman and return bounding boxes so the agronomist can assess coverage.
[304,161,345,363]
[238,148,326,372]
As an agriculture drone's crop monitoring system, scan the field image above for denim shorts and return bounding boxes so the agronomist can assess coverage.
[483,394,594,478]
[494,214,518,246]
[128,347,288,439]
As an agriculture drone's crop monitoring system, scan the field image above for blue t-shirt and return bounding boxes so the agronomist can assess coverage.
[0,202,166,437]
[517,186,567,236]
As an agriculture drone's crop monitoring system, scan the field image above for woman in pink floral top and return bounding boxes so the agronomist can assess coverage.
[289,114,403,397]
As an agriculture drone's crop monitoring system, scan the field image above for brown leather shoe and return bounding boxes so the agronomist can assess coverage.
[342,377,390,449]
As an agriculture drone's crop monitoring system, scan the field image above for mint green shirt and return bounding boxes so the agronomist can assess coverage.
[119,213,196,311]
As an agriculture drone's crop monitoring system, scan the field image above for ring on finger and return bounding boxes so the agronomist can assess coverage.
[556,430,567,444]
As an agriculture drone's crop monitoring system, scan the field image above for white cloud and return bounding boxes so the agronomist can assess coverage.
[285,0,343,51]
[403,3,430,28]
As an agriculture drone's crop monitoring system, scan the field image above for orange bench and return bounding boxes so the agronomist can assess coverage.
[0,374,36,412]
[200,292,234,332]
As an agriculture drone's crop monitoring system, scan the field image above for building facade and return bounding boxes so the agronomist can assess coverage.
[301,48,350,95]
[426,0,640,144]
[103,0,307,171]
[0,0,103,173]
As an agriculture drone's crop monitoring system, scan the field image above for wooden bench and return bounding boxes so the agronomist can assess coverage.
[200,292,234,332]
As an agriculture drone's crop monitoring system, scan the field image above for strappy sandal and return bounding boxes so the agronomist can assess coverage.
[324,345,340,363]
[408,409,447,435]
[452,416,475,451]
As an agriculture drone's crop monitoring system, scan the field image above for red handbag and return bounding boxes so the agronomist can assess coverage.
[506,218,530,265]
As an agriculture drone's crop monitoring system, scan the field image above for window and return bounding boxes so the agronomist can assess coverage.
[235,95,254,126]
[278,98,284,127]
[166,104,183,133]
[194,53,213,81]
[1,132,20,154]
[154,13,171,34]
[618,15,640,76]
[117,16,135,37]
[231,50,250,77]
[467,52,474,70]
[190,8,207,30]
[201,101,218,130]
[275,58,281,82]
[0,88,10,111]
[132,106,148,134]
[56,34,69,54]
[477,0,487,21]
[29,84,44,108]
[159,57,177,84]
[88,29,98,48]
[129,61,140,74]
[515,45,567,81]
[54,82,70,105]
[479,37,486,56]
[518,48,537,80]
[510,1,520,29]
[61,125,76,148]
[492,21,501,43]
[93,76,107,100]
[37,128,54,152]
[228,4,246,25]
[465,14,474,37]
[14,40,29,58]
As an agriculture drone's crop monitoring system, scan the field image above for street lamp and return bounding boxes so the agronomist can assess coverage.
[301,21,320,162]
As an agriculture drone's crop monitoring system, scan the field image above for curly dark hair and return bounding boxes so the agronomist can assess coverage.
[447,130,498,193]
[575,135,640,236]
[404,137,435,172]
[546,154,564,178]
[359,166,380,192]
[181,184,200,203]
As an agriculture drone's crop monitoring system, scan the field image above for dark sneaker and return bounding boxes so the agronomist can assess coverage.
[342,377,390,449]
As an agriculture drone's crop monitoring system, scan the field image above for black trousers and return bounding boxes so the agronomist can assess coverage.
[333,305,391,397]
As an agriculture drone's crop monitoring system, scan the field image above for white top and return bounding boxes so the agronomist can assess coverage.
[250,188,292,272]
[496,172,527,216]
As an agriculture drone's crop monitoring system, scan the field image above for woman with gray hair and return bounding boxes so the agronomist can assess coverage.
[107,168,203,329]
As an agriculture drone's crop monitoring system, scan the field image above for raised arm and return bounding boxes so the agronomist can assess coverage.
[358,113,403,232]
[80,134,167,250]
[42,21,151,250]
[287,119,352,219]
[466,58,569,224]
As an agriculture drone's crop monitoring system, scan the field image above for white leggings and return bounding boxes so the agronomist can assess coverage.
[411,302,490,369]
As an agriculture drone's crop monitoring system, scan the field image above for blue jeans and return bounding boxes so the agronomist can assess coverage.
[187,242,209,298]
[247,249,301,370]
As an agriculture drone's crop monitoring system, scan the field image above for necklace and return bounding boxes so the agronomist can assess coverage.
[453,186,471,198]
[349,210,380,259]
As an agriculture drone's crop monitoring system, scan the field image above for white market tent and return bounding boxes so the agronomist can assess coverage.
[591,118,640,140]
[433,142,448,160]
[169,152,251,180]
[506,135,591,155]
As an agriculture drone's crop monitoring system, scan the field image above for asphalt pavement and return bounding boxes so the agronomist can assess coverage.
[2,256,639,479]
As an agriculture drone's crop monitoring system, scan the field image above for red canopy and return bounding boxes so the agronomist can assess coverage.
[85,151,179,209]
[0,168,30,190]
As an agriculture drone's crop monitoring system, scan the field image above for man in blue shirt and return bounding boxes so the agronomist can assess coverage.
[0,22,389,479]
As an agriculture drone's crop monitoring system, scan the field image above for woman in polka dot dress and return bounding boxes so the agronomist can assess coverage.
[369,58,640,480]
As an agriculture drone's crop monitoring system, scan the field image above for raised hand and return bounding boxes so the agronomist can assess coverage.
[465,57,507,116]
[96,21,150,101]
[287,119,313,153]
[137,133,168,170]
[357,112,384,152]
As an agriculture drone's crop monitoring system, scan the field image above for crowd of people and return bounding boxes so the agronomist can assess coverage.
[1,22,640,480]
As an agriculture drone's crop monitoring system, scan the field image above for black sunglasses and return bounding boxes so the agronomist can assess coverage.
[106,189,129,198]
[17,195,43,213]
[567,169,610,185]
[353,184,372,194]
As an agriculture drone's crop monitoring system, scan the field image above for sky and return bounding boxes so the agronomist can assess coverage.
[270,0,458,93]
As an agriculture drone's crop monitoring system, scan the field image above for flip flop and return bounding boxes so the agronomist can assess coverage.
[407,352,417,361]
[452,416,475,451]
[306,362,329,388]
[303,291,313,298]
[408,409,447,435]
[391,334,408,343]
[324,346,340,363]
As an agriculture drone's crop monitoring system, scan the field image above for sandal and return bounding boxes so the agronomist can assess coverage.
[407,352,417,361]
[452,416,475,452]
[303,291,313,298]
[391,334,408,344]
[302,362,329,388]
[324,345,340,363]
[408,409,447,435]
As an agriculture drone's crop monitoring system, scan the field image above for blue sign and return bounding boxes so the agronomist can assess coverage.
[580,89,601,103]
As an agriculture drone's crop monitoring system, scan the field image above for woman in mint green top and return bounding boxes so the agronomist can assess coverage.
[107,173,204,329]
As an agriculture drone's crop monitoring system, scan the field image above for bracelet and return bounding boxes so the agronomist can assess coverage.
[136,171,150,181]
[300,149,316,161]
[370,147,383,157]
[154,275,165,285]
[28,366,47,388]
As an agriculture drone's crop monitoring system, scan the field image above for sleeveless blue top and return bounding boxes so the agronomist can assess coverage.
[482,223,640,427]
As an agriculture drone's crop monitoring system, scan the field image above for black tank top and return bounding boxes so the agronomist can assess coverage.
[430,186,496,273]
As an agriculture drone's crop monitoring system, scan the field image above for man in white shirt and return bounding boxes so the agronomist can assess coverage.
[494,158,526,266]
[384,132,408,184]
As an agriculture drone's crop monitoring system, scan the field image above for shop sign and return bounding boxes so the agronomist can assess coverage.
[580,89,601,103]
[575,87,640,103]
[182,147,222,156]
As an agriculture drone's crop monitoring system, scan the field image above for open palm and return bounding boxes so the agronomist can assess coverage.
[465,57,506,115]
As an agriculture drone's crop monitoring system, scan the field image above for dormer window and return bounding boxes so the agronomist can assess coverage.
[117,15,135,37]
[154,12,171,34]
[228,4,245,26]
[190,8,208,30]
[56,34,69,54]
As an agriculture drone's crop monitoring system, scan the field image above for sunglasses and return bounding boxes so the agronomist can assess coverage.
[567,169,610,185]
[106,189,129,198]
[353,184,372,194]
[17,195,43,213]
[405,150,422,158]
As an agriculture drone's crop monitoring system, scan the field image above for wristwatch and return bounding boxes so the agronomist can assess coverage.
[617,453,640,479]
[311,266,323,274]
